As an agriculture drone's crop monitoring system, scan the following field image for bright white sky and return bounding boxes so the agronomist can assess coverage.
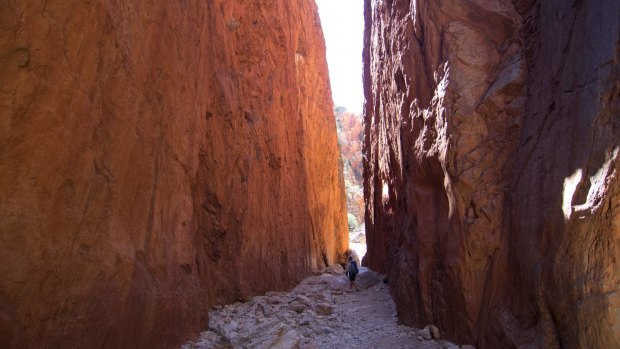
[315,0,364,114]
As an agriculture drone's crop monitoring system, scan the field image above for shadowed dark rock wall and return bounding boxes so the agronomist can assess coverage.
[363,0,619,347]
[0,1,347,348]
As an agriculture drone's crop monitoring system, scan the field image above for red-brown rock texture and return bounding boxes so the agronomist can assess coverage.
[0,1,347,348]
[363,0,619,348]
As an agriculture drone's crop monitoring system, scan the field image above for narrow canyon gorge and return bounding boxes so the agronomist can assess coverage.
[0,0,618,349]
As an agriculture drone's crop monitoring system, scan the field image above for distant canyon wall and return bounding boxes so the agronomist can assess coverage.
[363,0,619,348]
[0,1,347,348]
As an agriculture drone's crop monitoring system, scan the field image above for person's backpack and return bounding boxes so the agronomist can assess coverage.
[350,260,359,275]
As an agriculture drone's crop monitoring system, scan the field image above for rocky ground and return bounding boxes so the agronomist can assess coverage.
[181,267,473,349]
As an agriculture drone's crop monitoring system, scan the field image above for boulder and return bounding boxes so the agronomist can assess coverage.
[355,269,382,289]
[429,324,440,339]
[315,303,333,316]
[295,295,314,307]
[267,296,283,305]
[256,303,272,318]
[419,327,433,340]
[327,276,350,291]
[323,264,345,275]
[288,301,306,314]
[264,329,301,349]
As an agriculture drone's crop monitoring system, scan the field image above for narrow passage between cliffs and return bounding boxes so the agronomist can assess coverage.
[184,2,457,348]
[181,266,468,349]
[315,0,367,260]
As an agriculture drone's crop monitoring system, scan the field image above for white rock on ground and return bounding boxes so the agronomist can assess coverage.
[181,267,470,349]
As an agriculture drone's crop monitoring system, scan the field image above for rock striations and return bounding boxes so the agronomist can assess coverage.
[363,0,619,348]
[0,1,347,348]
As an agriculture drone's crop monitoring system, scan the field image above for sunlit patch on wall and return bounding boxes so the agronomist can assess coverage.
[563,168,583,220]
[382,182,389,202]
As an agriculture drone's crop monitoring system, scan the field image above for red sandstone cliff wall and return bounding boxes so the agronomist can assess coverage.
[0,1,347,348]
[363,0,619,348]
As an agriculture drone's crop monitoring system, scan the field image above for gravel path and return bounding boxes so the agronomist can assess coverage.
[181,267,470,349]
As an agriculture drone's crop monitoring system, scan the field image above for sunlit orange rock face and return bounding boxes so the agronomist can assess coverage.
[0,1,347,348]
[363,0,619,348]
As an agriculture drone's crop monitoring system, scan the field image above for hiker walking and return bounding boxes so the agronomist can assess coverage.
[345,249,360,266]
[345,255,359,288]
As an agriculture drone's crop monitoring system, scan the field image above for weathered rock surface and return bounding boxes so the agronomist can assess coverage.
[363,0,619,348]
[0,1,347,348]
